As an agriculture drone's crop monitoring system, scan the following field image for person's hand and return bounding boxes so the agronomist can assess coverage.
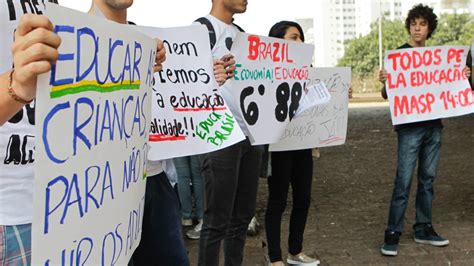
[11,14,60,101]
[378,69,387,83]
[348,86,353,99]
[220,54,236,80]
[463,66,471,79]
[213,60,227,86]
[154,38,166,72]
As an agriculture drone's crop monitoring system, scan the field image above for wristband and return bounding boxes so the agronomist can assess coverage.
[8,69,33,104]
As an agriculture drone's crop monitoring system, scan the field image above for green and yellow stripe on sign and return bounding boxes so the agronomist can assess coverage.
[50,80,141,99]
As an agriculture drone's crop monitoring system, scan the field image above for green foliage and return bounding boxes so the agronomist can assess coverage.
[338,19,406,78]
[338,13,474,92]
[429,13,474,46]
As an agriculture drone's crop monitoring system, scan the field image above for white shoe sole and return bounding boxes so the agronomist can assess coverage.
[414,238,449,246]
[286,259,320,265]
[380,248,398,256]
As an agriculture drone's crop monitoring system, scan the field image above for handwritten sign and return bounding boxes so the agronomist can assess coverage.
[136,25,245,160]
[294,82,331,117]
[270,67,351,152]
[385,46,474,125]
[33,4,156,265]
[228,33,314,144]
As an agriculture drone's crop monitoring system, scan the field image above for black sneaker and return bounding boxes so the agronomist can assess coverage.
[381,230,401,256]
[413,224,449,246]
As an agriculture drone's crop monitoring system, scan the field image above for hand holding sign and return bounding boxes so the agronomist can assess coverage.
[213,59,227,86]
[11,14,61,101]
[153,38,166,72]
[221,54,236,80]
[463,66,471,79]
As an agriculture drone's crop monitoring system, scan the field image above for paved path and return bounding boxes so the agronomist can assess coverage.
[185,106,474,265]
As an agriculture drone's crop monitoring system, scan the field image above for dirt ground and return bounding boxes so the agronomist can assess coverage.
[185,104,474,265]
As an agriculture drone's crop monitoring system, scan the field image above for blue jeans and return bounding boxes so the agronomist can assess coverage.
[387,126,442,233]
[198,139,263,266]
[174,156,204,220]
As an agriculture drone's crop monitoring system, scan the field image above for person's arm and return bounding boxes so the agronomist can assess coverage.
[378,69,388,100]
[0,14,60,126]
[0,71,24,126]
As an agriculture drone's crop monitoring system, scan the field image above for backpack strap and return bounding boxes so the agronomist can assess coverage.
[195,17,216,50]
[232,22,245,33]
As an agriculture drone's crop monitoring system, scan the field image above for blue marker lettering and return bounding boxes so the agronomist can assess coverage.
[50,25,75,86]
[43,102,70,164]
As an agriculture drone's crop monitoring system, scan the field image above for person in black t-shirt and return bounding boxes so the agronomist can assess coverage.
[378,4,471,257]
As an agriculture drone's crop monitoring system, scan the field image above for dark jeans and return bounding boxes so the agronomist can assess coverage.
[387,126,442,233]
[265,149,313,262]
[130,172,189,266]
[198,139,263,266]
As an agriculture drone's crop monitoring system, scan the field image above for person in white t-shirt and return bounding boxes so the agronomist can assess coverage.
[194,1,264,265]
[0,1,60,264]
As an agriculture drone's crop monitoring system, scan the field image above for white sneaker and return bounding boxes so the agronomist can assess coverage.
[312,148,321,159]
[287,252,320,265]
[186,220,202,240]
[247,217,260,236]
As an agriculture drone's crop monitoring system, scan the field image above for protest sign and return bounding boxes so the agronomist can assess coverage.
[33,4,155,264]
[228,33,314,144]
[385,45,474,125]
[270,67,350,151]
[137,25,245,160]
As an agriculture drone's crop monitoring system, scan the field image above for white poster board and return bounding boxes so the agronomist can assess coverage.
[137,25,245,160]
[33,4,155,264]
[270,67,350,151]
[228,33,314,144]
[385,45,474,125]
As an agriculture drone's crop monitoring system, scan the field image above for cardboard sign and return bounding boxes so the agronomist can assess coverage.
[385,46,474,125]
[228,33,314,144]
[33,4,155,264]
[270,67,350,151]
[137,25,245,160]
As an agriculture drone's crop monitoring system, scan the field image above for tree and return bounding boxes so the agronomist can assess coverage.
[429,13,474,46]
[338,19,406,78]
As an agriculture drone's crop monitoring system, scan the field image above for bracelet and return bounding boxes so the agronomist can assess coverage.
[8,69,33,104]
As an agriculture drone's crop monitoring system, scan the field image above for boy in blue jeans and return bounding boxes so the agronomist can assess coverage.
[378,4,471,256]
